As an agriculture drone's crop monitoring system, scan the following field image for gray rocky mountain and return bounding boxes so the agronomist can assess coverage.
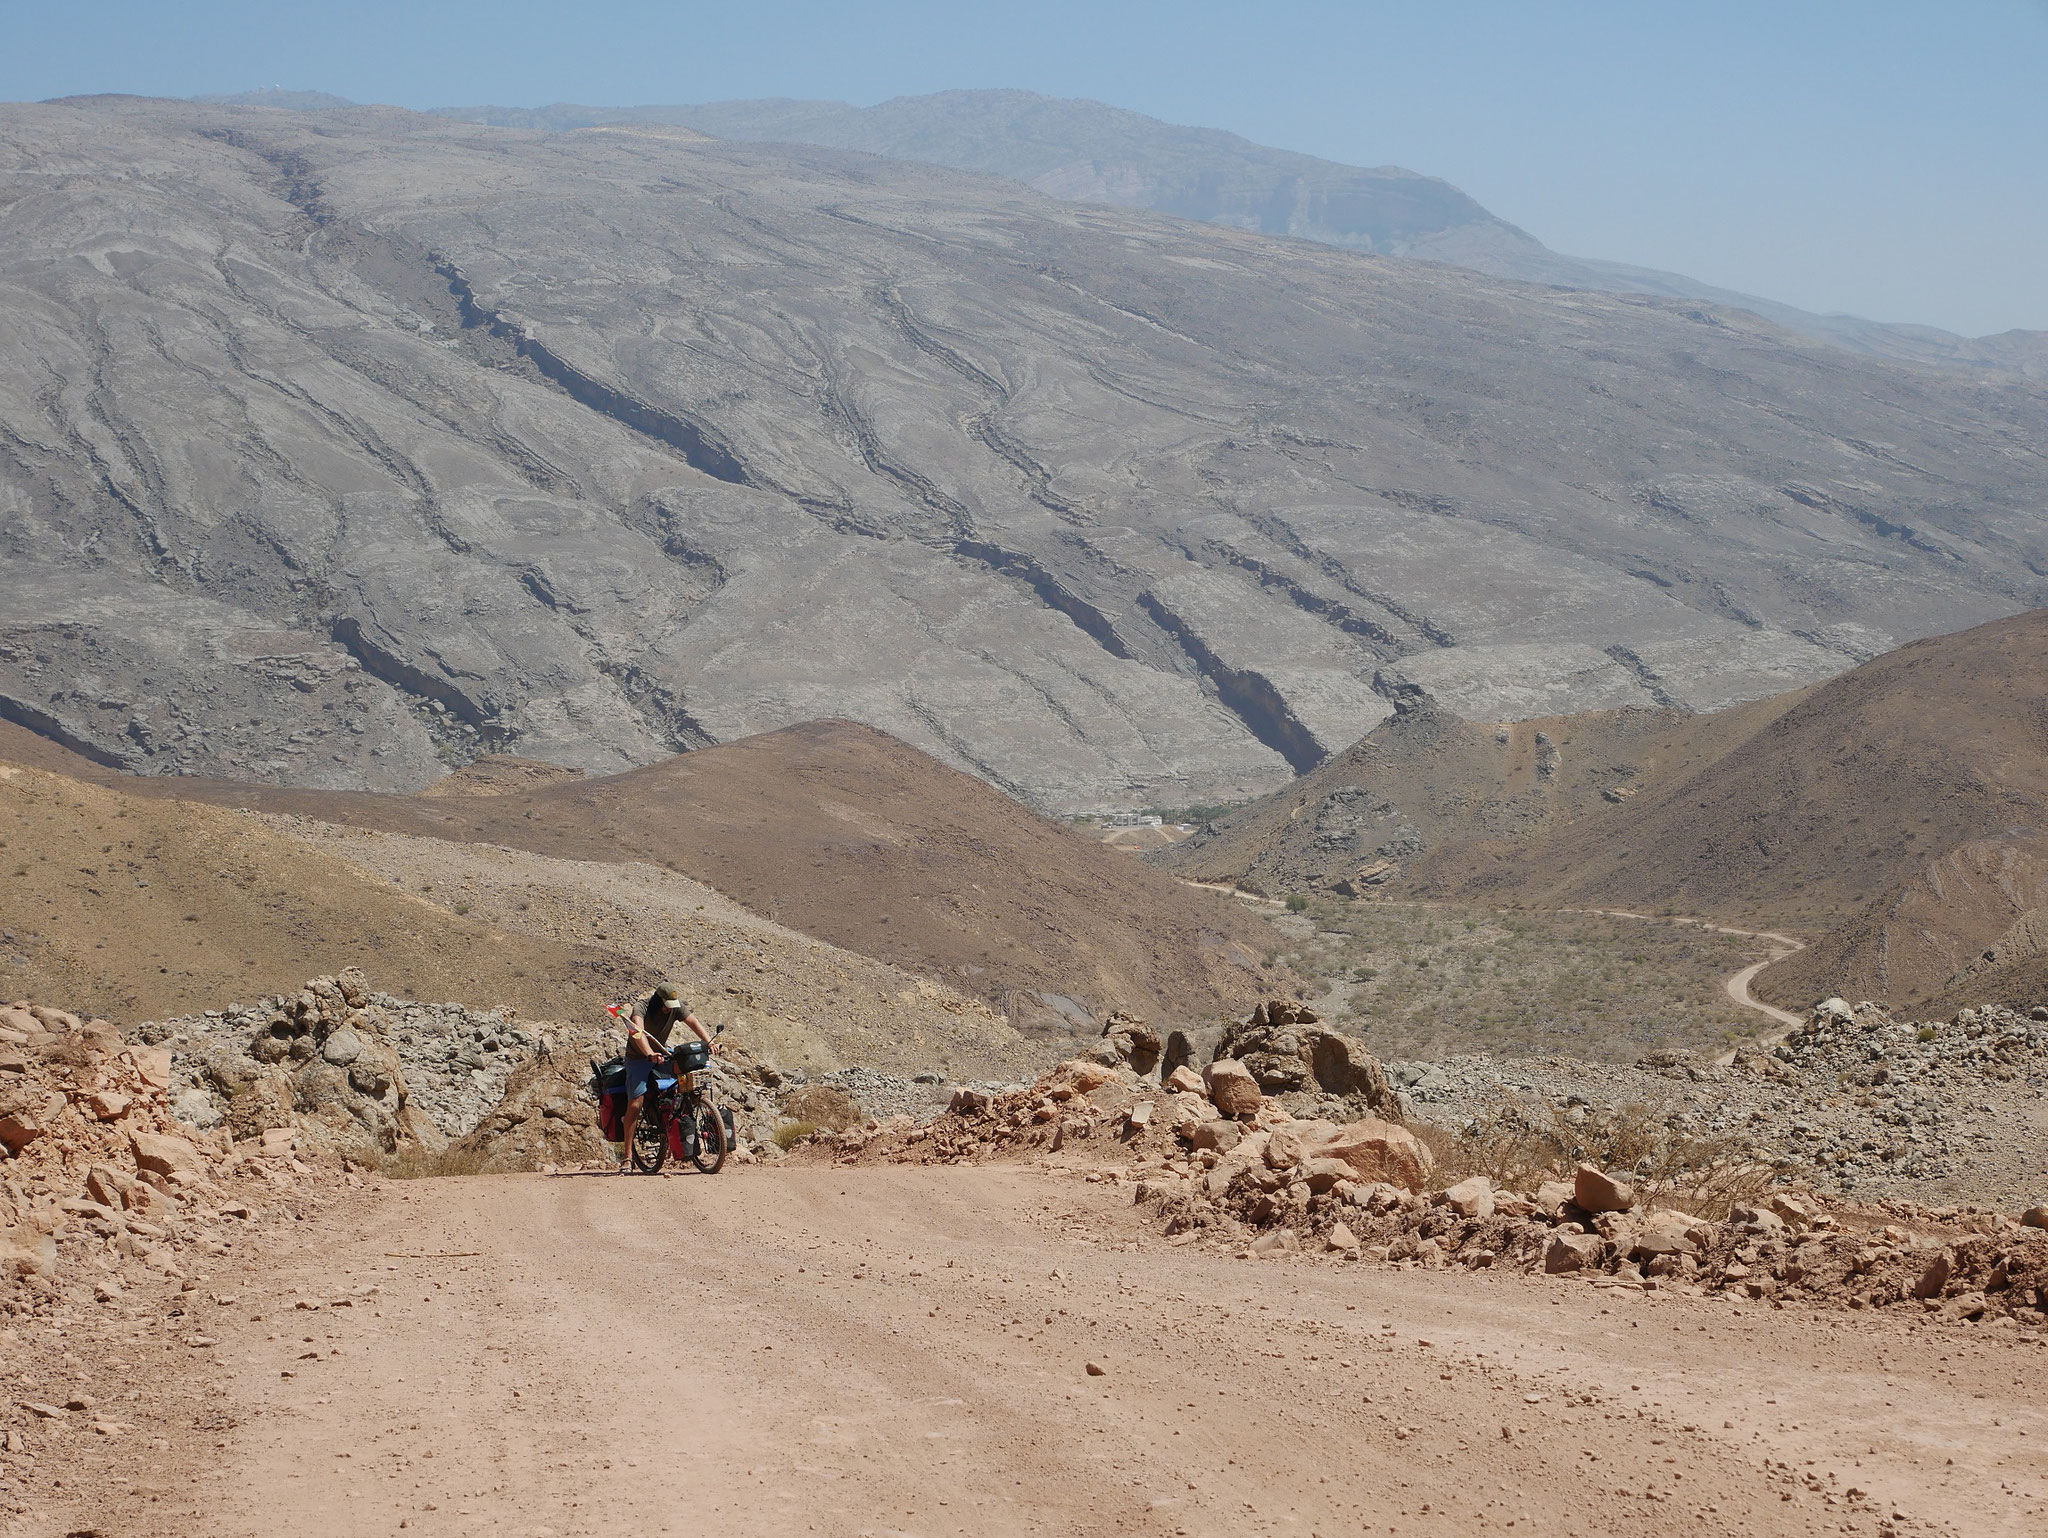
[432,89,2048,376]
[3,97,2047,809]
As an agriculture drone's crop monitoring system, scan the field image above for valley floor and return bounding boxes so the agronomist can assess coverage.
[33,1167,2048,1537]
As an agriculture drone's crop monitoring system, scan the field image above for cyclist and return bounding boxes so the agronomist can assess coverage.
[619,984,716,1171]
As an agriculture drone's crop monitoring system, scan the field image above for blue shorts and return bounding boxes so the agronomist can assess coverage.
[623,1058,659,1099]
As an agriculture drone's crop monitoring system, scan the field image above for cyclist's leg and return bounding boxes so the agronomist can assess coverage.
[619,1057,654,1170]
[619,1092,646,1168]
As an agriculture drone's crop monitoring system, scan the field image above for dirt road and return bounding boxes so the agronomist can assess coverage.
[51,1168,2048,1538]
[1723,954,1807,1035]
[1560,906,1809,1051]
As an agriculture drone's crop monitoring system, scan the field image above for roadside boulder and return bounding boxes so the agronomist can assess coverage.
[1215,1006,1394,1111]
[1311,1119,1433,1191]
[1203,1059,1263,1120]
[129,1129,207,1178]
[121,1045,174,1089]
[1573,1164,1636,1214]
[1437,1175,1495,1219]
[86,1164,145,1211]
[1264,1125,1307,1170]
[1302,1157,1353,1194]
[1627,1210,1703,1263]
[1545,1231,1604,1273]
[1164,1065,1206,1096]
[1769,1192,1822,1231]
[1054,1060,1115,1094]
[0,1085,62,1154]
[1185,1119,1241,1154]
[1913,1251,1952,1301]
[2023,1204,2048,1230]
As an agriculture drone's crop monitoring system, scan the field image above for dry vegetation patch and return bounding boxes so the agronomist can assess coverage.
[1262,897,1762,1061]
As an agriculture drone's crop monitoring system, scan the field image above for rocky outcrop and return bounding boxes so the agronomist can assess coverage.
[145,973,558,1151]
[1213,1001,1394,1116]
[1092,1012,1161,1077]
[0,994,352,1322]
[142,971,524,1163]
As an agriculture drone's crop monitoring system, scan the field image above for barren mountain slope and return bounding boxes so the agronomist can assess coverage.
[252,815,1038,1077]
[437,89,2048,375]
[0,757,634,1023]
[5,97,2047,811]
[1763,830,2048,1010]
[442,88,1533,260]
[0,729,1036,1072]
[1497,608,2048,933]
[1158,686,1802,898]
[15,719,1284,1027]
[1159,610,2048,1011]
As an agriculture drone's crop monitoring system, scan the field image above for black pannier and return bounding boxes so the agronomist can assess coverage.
[591,1056,629,1142]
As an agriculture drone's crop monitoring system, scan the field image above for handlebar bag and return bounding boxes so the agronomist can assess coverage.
[672,1039,711,1072]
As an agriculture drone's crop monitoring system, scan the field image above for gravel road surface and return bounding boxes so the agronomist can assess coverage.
[47,1168,2048,1537]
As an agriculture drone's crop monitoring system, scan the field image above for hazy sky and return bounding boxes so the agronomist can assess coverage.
[8,1,2044,337]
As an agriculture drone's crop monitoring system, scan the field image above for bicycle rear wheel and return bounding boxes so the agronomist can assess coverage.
[691,1096,728,1174]
[630,1102,668,1173]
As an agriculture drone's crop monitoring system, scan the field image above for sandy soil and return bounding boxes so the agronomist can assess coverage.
[39,1168,2048,1538]
[262,815,1033,1079]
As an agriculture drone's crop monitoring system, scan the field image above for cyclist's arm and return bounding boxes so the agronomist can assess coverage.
[683,1011,717,1052]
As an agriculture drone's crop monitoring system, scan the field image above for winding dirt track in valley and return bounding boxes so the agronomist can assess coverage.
[51,1167,2048,1538]
[1559,907,1808,1057]
[1724,954,1808,1035]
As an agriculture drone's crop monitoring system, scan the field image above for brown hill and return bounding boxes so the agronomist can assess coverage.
[1761,831,2048,1010]
[1158,609,2048,1011]
[1157,689,1801,900]
[1500,609,2048,933]
[1924,950,2048,1017]
[0,758,638,1024]
[2,719,1279,1030]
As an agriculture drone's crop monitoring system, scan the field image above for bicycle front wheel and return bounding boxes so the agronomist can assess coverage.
[691,1096,728,1175]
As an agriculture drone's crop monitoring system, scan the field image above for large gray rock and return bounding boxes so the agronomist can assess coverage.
[2,99,2044,812]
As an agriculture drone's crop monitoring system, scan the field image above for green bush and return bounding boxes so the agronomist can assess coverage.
[1285,894,1309,912]
[1916,1025,1938,1042]
[772,1121,819,1151]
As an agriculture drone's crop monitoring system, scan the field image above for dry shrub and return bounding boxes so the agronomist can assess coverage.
[1412,1099,1791,1221]
[772,1120,819,1151]
[778,1084,861,1133]
[384,1143,494,1180]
